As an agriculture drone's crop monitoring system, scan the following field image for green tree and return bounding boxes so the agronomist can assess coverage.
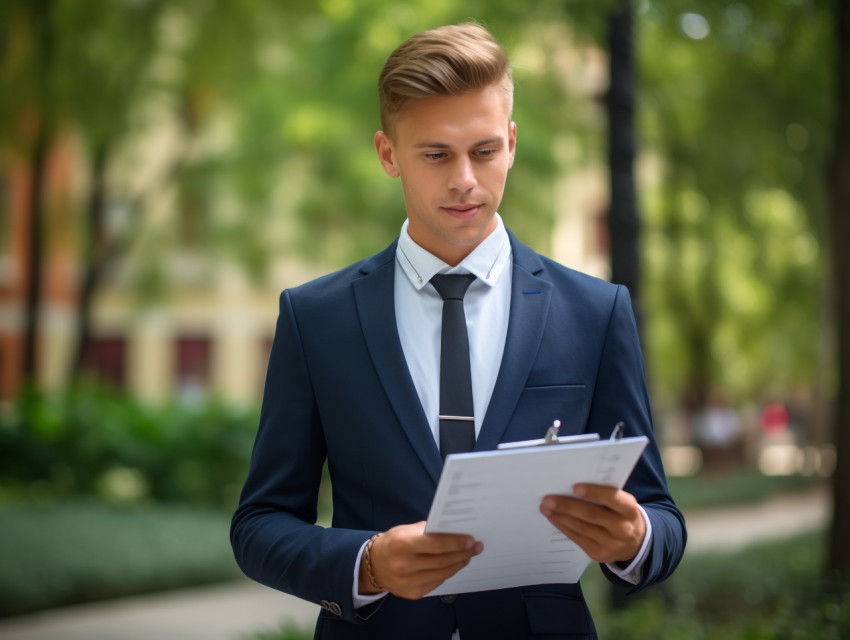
[637,0,830,413]
[828,0,850,579]
[607,0,643,329]
[0,1,303,385]
[4,0,611,391]
[0,0,56,380]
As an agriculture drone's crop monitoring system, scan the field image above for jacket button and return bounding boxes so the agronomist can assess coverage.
[440,594,457,604]
[320,600,343,616]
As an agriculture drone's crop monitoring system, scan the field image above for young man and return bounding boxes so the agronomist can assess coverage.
[231,23,685,640]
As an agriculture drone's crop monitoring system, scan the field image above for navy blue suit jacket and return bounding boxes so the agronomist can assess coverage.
[231,233,686,639]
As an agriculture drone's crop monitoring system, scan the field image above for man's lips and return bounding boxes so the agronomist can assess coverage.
[442,204,482,217]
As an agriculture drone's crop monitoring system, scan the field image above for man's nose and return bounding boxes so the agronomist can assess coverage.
[448,158,477,191]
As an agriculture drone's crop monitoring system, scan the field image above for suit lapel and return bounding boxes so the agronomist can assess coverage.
[352,242,443,484]
[476,235,552,451]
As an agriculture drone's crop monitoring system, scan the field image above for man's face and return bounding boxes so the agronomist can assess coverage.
[375,85,517,266]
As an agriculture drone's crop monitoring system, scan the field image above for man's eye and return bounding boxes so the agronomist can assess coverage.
[425,152,446,160]
[475,149,496,157]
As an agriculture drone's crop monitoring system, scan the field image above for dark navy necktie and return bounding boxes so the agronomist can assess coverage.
[430,273,477,460]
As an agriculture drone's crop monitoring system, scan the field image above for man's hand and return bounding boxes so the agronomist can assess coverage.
[358,522,483,600]
[539,484,645,565]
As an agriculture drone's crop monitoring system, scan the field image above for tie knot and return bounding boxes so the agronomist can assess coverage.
[431,273,476,301]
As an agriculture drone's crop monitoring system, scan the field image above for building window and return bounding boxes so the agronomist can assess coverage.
[176,335,211,402]
[257,336,274,393]
[0,172,11,289]
[261,336,273,369]
[83,337,127,388]
[590,208,610,257]
[0,172,8,247]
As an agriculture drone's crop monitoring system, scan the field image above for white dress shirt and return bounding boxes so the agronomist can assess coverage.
[352,214,651,618]
[394,215,512,441]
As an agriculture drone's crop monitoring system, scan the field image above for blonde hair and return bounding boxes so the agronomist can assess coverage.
[378,23,513,136]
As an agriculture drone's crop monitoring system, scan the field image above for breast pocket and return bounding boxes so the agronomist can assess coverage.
[502,385,588,442]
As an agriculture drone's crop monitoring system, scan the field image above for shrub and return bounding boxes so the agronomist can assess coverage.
[244,535,849,640]
[589,532,850,640]
[0,384,258,508]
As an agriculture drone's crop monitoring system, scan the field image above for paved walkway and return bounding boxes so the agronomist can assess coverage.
[684,486,830,552]
[0,487,831,640]
[0,580,318,640]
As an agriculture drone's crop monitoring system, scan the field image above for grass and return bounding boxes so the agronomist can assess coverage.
[242,622,314,640]
[0,499,240,617]
[0,470,829,626]
[247,532,849,640]
[666,469,822,511]
[582,531,849,640]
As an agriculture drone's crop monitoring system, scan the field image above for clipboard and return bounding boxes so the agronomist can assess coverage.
[424,421,647,596]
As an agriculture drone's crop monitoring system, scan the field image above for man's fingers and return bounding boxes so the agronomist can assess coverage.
[392,557,475,599]
[572,484,636,515]
[541,485,637,519]
[420,545,484,569]
[539,486,646,564]
[384,546,480,577]
[367,522,484,599]
[550,514,614,546]
[553,524,618,563]
[385,521,478,555]
[540,495,609,527]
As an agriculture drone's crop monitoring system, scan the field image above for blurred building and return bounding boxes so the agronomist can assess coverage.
[0,29,611,407]
[0,131,332,405]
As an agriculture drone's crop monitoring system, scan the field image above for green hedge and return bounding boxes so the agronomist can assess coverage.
[0,500,239,617]
[249,533,849,640]
[0,384,821,512]
[587,532,850,640]
[0,384,258,508]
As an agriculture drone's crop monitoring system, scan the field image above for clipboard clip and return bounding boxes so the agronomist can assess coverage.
[543,420,563,445]
[610,421,625,440]
[496,419,602,450]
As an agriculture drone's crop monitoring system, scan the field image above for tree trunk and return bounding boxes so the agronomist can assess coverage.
[69,143,112,381]
[23,127,48,381]
[22,0,54,383]
[828,0,850,578]
[606,0,642,331]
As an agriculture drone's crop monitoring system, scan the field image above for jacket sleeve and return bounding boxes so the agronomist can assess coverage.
[230,289,375,623]
[586,285,687,592]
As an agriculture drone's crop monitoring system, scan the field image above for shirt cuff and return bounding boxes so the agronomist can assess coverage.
[604,505,652,585]
[352,539,388,609]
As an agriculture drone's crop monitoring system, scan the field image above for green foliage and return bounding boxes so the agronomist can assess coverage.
[245,622,314,640]
[220,0,597,266]
[0,384,258,508]
[248,533,849,640]
[2,0,600,295]
[583,532,850,640]
[4,0,831,411]
[0,500,239,617]
[637,0,832,407]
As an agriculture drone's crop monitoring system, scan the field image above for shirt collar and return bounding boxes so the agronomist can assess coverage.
[396,213,511,291]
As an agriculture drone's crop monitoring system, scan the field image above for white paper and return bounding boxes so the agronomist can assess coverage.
[424,436,648,596]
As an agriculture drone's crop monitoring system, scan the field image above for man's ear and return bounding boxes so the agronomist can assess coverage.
[507,121,517,169]
[375,131,400,178]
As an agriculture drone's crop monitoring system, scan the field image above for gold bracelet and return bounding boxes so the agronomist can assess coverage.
[364,533,383,591]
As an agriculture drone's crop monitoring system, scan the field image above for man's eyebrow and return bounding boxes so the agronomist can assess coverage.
[412,137,505,149]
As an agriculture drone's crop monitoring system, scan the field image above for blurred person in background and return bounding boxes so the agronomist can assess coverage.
[694,394,743,471]
[231,22,685,639]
